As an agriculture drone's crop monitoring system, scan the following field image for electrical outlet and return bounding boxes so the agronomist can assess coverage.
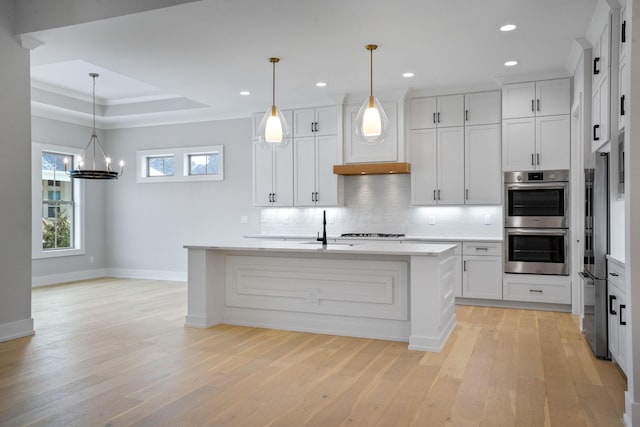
[428,216,436,225]
[484,214,491,225]
[240,215,248,224]
[89,256,95,264]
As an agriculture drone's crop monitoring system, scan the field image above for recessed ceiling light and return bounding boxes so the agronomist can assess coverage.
[500,24,517,32]
[240,91,251,96]
[316,82,327,87]
[402,72,415,78]
[504,60,518,67]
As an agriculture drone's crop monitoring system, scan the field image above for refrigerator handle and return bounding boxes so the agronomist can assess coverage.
[609,294,617,315]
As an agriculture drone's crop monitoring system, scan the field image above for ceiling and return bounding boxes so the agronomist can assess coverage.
[27,0,598,125]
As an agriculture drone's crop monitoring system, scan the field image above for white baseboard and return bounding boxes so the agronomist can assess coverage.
[0,318,34,343]
[624,392,640,427]
[32,268,187,287]
[107,268,187,282]
[32,268,108,287]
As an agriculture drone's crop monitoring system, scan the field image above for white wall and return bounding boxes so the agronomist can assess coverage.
[104,118,260,278]
[31,116,108,285]
[0,0,34,341]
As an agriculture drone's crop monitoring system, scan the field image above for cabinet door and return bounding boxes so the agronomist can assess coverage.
[293,108,316,138]
[608,286,620,365]
[537,115,570,170]
[344,101,398,163]
[410,129,438,205]
[465,124,501,204]
[315,106,337,136]
[598,70,610,146]
[464,91,501,126]
[293,137,317,206]
[462,256,502,299]
[618,290,628,374]
[253,143,274,206]
[315,135,339,206]
[437,95,464,127]
[272,142,294,206]
[502,117,536,171]
[437,127,464,204]
[620,6,628,61]
[536,79,570,116]
[502,82,536,119]
[618,56,628,130]
[597,16,611,74]
[410,97,437,129]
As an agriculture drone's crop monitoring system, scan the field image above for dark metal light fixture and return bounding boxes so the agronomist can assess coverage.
[65,73,124,180]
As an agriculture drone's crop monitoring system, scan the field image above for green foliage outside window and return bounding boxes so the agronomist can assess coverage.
[42,209,71,249]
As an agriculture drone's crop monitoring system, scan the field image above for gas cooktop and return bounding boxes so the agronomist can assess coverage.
[340,233,405,238]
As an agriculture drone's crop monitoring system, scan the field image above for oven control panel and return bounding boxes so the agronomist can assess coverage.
[505,169,569,183]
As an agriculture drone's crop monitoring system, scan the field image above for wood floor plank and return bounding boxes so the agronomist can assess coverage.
[0,278,628,426]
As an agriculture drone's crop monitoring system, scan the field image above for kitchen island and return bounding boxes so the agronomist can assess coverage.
[184,240,457,352]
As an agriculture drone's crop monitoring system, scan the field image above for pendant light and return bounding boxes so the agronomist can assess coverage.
[65,73,124,179]
[257,57,291,150]
[354,44,389,145]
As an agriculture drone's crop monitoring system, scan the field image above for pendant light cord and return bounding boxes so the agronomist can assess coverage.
[272,59,276,108]
[92,75,96,132]
[370,47,373,99]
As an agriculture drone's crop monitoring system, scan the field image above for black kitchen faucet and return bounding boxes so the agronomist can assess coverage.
[316,210,327,247]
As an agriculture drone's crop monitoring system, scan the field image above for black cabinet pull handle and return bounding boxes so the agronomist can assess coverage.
[433,112,436,124]
[537,153,540,165]
[463,260,467,271]
[621,95,626,116]
[537,99,540,112]
[529,289,543,293]
[315,122,319,132]
[272,193,276,203]
[437,189,441,200]
[620,304,627,325]
[594,57,600,75]
[593,124,600,141]
[531,99,535,112]
[465,110,469,121]
[465,189,469,200]
[609,294,617,315]
[622,21,626,43]
[531,153,535,166]
[433,190,437,201]
[437,112,440,123]
[610,272,620,277]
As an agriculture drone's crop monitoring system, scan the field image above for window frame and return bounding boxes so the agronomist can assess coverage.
[32,143,85,259]
[136,145,224,183]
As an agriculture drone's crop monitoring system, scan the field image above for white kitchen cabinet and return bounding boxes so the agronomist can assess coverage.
[464,124,501,204]
[253,140,294,207]
[464,91,501,126]
[410,127,464,205]
[618,42,628,131]
[343,100,399,163]
[592,13,611,87]
[293,135,338,206]
[462,242,503,300]
[502,274,571,304]
[502,79,570,119]
[608,257,627,375]
[502,115,570,171]
[293,106,337,138]
[409,95,464,129]
[619,5,628,62]
[592,68,610,149]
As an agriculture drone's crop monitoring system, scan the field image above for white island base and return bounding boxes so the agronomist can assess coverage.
[184,241,457,352]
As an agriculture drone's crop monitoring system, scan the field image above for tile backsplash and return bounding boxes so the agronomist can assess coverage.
[260,174,502,238]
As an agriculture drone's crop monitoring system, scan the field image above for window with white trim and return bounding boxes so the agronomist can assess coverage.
[136,145,224,183]
[32,143,85,259]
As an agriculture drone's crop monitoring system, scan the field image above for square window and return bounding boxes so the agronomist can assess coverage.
[147,156,175,177]
[189,153,219,176]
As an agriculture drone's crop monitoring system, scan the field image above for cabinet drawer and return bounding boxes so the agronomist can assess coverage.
[607,258,625,291]
[503,277,570,304]
[462,242,502,256]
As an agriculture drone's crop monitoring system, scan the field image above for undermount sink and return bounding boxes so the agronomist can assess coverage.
[299,241,363,246]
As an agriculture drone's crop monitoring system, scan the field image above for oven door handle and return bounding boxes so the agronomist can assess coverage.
[505,228,569,236]
[506,183,567,190]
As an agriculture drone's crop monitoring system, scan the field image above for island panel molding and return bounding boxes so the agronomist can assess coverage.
[184,241,457,351]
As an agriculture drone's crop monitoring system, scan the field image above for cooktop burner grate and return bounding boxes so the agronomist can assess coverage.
[340,233,405,238]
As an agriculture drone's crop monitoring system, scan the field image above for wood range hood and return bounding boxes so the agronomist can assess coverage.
[333,162,411,176]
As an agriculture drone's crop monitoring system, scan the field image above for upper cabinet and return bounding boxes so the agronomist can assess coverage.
[502,78,570,171]
[464,91,501,126]
[293,135,339,207]
[502,79,570,119]
[410,95,464,129]
[465,124,502,204]
[293,106,338,138]
[343,100,399,163]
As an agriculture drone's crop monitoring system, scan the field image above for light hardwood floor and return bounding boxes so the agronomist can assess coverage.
[0,278,627,426]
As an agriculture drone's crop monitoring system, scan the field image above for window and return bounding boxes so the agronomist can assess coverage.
[146,155,175,177]
[189,153,219,176]
[32,143,85,259]
[136,145,224,183]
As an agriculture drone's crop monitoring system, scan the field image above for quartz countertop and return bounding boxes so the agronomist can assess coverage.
[185,239,456,256]
[244,234,503,243]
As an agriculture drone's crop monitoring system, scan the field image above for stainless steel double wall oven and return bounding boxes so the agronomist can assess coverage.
[504,170,570,275]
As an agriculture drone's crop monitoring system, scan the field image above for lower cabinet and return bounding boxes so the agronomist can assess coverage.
[502,274,571,304]
[462,242,503,300]
[608,258,627,375]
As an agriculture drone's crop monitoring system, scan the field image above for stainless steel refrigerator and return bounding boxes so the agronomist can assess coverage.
[581,152,610,359]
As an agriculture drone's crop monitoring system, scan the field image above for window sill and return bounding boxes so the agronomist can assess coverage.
[33,248,86,260]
